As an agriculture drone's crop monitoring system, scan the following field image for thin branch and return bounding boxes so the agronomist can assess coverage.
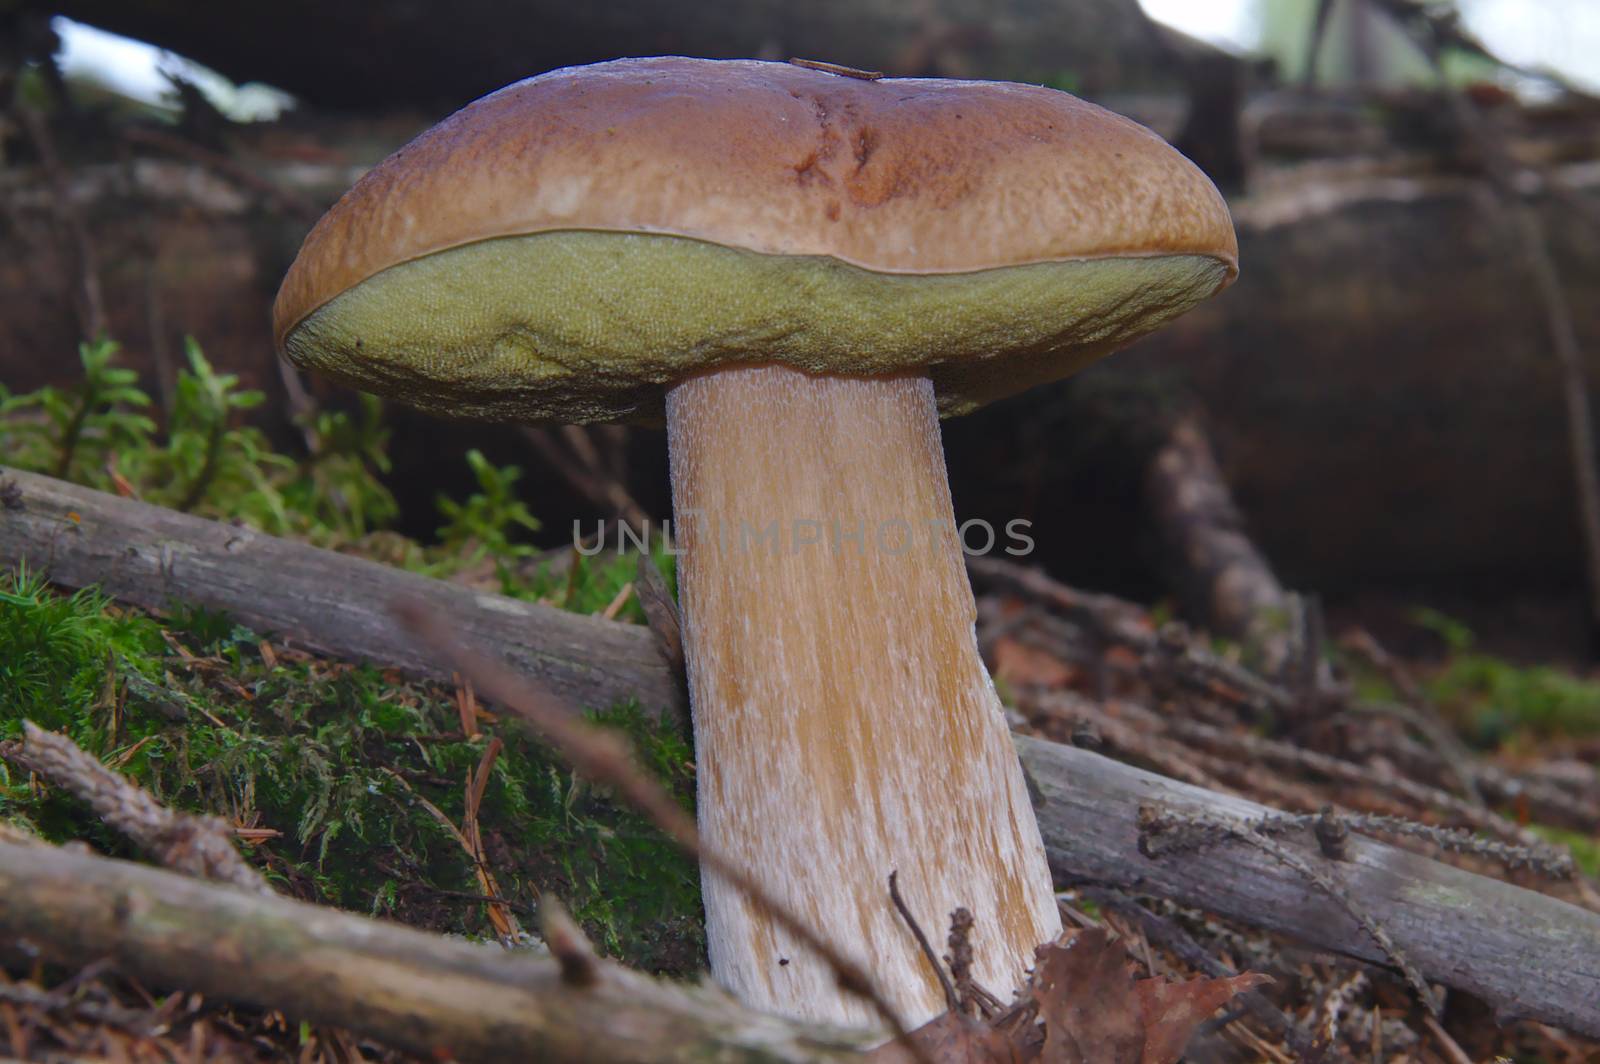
[521,425,651,529]
[393,601,923,1052]
[887,872,957,1014]
[0,839,875,1063]
[1138,805,1439,1016]
[3,721,270,895]
[119,125,319,222]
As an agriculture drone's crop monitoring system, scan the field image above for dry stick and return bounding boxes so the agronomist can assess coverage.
[119,125,320,222]
[1337,590,1491,808]
[0,840,874,1064]
[520,426,651,530]
[1165,717,1548,850]
[392,601,923,1053]
[635,551,687,688]
[0,976,161,1039]
[1139,806,1439,1017]
[1421,1014,1476,1064]
[4,721,270,895]
[0,468,682,717]
[1248,810,1573,880]
[1043,690,1522,857]
[966,556,1155,649]
[1338,697,1484,810]
[539,894,603,988]
[1143,414,1292,657]
[886,872,958,1015]
[1032,691,1234,793]
[559,424,651,529]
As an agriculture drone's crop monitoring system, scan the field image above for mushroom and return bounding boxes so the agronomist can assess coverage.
[273,56,1237,1029]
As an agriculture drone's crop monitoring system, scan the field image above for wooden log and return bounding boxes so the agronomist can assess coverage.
[0,840,871,1064]
[0,468,684,716]
[5,743,1597,1044]
[1017,736,1600,1038]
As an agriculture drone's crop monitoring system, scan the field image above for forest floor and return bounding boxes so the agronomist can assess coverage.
[2,344,1599,1062]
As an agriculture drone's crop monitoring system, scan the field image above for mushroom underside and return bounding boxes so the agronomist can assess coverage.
[282,229,1230,424]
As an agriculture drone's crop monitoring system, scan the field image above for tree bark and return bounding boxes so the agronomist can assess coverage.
[1018,736,1600,1037]
[0,468,684,716]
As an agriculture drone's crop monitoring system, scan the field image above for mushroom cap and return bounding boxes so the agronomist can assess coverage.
[274,56,1237,422]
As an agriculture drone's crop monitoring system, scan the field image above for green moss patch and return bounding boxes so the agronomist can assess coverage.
[0,566,704,973]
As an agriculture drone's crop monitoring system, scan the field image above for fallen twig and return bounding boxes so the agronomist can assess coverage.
[0,840,875,1063]
[3,721,270,894]
[393,601,923,1052]
[521,425,651,530]
[886,872,957,1015]
[1138,805,1439,1016]
[0,468,682,715]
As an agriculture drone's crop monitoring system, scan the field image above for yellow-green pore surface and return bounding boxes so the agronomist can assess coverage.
[282,229,1229,424]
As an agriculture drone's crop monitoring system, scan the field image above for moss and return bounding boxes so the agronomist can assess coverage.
[1409,609,1600,743]
[0,336,697,974]
[0,567,704,976]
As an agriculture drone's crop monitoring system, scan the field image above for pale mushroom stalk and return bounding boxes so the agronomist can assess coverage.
[666,365,1056,1027]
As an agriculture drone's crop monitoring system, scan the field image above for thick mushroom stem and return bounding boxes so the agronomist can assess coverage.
[666,363,1061,1029]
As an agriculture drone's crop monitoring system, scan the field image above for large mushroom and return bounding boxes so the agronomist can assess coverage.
[273,56,1237,1029]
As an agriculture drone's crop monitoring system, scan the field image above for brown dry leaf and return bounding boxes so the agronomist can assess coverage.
[866,1011,1023,1064]
[1135,971,1271,1064]
[872,930,1266,1064]
[1033,928,1143,1064]
[1031,928,1269,1064]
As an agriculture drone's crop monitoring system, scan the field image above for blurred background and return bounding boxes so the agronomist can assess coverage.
[4,0,1600,666]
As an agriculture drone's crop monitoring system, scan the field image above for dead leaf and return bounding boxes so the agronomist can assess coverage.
[1135,971,1271,1064]
[866,1011,1022,1064]
[873,929,1267,1064]
[1031,928,1270,1064]
[1032,929,1142,1064]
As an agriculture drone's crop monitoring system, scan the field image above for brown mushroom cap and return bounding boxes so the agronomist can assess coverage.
[274,56,1237,422]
